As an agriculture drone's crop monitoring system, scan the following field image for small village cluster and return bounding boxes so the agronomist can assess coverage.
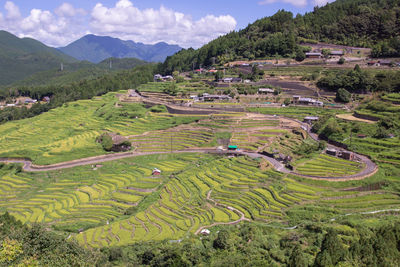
[0,96,50,109]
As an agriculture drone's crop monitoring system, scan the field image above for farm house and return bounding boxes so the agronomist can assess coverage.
[152,168,162,175]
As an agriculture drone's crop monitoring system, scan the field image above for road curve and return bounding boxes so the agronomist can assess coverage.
[0,147,377,181]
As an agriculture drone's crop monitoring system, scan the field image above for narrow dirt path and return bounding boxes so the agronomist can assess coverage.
[194,190,250,235]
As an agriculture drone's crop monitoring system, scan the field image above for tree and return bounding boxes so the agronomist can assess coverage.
[295,49,306,62]
[322,49,330,59]
[289,244,308,267]
[314,230,346,267]
[214,71,223,81]
[99,134,113,151]
[163,82,178,96]
[336,88,351,103]
[0,238,23,264]
[213,229,230,250]
[320,118,343,138]
[338,57,345,65]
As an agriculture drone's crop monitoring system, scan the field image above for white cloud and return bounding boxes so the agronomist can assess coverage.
[5,1,21,20]
[0,2,87,47]
[55,3,86,17]
[313,0,335,7]
[0,0,236,48]
[90,0,237,48]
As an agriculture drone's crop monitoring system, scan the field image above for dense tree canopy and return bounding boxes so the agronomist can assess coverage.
[1,209,400,266]
[160,0,400,73]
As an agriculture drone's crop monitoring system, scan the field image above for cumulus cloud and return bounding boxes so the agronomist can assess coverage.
[0,0,236,48]
[55,3,86,17]
[259,0,334,7]
[0,2,89,47]
[90,0,237,48]
[4,1,21,20]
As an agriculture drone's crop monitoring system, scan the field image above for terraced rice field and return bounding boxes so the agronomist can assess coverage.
[247,106,345,120]
[349,137,400,165]
[1,151,398,248]
[137,82,172,93]
[129,127,214,152]
[0,91,199,164]
[0,154,202,230]
[295,154,364,177]
[73,155,327,247]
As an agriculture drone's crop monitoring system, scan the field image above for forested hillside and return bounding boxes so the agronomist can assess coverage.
[0,31,77,86]
[161,0,400,73]
[1,209,400,266]
[10,57,148,88]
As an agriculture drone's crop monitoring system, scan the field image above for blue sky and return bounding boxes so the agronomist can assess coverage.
[0,0,334,47]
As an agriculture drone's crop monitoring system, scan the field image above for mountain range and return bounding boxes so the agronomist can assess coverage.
[0,31,181,87]
[58,35,182,63]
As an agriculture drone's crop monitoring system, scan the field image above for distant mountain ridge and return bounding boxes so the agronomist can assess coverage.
[0,30,77,86]
[59,35,182,63]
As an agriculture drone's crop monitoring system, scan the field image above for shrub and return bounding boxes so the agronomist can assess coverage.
[97,134,113,151]
[336,88,351,103]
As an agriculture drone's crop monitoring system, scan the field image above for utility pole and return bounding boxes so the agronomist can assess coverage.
[170,134,173,153]
[350,128,353,148]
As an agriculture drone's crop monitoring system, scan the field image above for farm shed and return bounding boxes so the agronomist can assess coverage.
[293,96,323,107]
[203,94,231,101]
[152,168,162,175]
[24,98,37,104]
[258,88,275,94]
[367,61,380,66]
[306,52,322,59]
[378,60,392,66]
[228,145,238,151]
[330,50,344,56]
[200,229,210,235]
[340,151,354,161]
[304,116,319,124]
[326,148,338,156]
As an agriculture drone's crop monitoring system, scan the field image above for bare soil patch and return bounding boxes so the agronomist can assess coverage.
[336,114,377,124]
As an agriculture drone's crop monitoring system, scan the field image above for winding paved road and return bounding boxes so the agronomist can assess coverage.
[0,146,377,181]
